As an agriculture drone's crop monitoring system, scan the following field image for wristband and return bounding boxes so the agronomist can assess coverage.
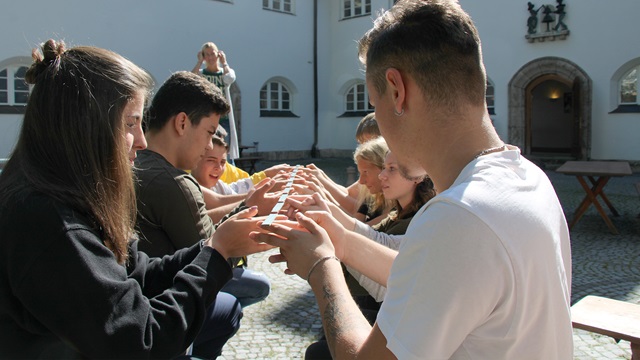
[222,63,229,67]
[306,255,340,282]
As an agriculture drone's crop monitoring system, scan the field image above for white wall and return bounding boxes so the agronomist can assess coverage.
[0,0,316,158]
[461,0,640,160]
[1,0,639,160]
[316,0,397,154]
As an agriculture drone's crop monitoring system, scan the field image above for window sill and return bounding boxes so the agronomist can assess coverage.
[340,13,371,21]
[338,111,372,118]
[609,104,640,114]
[262,8,295,15]
[260,110,299,118]
[0,105,26,114]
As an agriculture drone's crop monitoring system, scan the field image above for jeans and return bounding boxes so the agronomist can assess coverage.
[221,267,271,308]
[190,292,243,359]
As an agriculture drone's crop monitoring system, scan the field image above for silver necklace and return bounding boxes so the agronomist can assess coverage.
[473,144,507,160]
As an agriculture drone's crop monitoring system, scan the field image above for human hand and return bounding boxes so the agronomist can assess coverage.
[218,50,227,64]
[302,163,329,180]
[269,176,304,192]
[264,163,293,178]
[285,194,347,256]
[286,193,331,215]
[245,179,281,216]
[299,173,326,190]
[302,210,348,260]
[197,50,204,62]
[251,211,336,280]
[207,206,275,259]
[290,184,314,197]
[289,183,330,207]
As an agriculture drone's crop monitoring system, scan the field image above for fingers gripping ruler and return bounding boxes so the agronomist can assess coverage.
[262,165,300,226]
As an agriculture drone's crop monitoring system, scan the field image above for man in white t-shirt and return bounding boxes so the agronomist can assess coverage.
[254,0,573,359]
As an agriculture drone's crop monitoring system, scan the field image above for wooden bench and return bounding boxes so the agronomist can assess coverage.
[571,295,640,360]
[234,156,262,173]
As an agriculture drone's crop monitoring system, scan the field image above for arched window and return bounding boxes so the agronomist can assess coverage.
[486,78,495,115]
[0,65,29,105]
[0,58,32,114]
[340,81,373,117]
[620,66,638,105]
[260,79,297,117]
[341,0,371,19]
[610,59,640,113]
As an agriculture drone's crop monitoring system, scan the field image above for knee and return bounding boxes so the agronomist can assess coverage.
[215,292,243,336]
[253,273,271,299]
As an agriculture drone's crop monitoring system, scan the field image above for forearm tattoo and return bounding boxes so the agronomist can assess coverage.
[322,283,360,355]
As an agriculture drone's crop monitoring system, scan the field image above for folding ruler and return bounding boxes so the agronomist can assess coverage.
[261,165,300,226]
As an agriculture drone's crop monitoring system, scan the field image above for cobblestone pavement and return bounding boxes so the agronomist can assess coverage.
[220,164,640,359]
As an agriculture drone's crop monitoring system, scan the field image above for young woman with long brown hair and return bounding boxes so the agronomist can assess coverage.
[0,39,270,359]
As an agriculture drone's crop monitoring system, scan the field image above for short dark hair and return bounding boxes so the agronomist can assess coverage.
[211,135,228,151]
[358,0,486,109]
[215,124,228,139]
[145,71,230,132]
[355,112,381,143]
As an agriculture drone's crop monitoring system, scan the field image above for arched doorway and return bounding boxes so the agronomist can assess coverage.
[509,57,592,160]
[527,75,573,156]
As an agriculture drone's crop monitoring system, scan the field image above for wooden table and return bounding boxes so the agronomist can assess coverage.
[239,145,256,157]
[556,161,632,234]
[572,295,640,360]
[234,156,262,174]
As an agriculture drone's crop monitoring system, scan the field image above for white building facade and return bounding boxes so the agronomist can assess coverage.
[1,0,639,161]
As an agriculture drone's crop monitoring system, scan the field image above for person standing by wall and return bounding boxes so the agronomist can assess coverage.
[192,42,240,163]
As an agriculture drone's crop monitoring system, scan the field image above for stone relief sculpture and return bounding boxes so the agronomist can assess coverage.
[553,0,568,31]
[525,0,569,42]
[527,2,541,34]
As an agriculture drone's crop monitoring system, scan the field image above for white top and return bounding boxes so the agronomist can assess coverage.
[377,148,573,359]
[345,221,404,302]
[211,177,253,195]
[200,67,239,160]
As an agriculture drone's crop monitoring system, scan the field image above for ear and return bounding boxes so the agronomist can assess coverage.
[173,112,188,136]
[385,68,406,115]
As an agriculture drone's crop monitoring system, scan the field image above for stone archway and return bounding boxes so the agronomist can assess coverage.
[508,57,592,160]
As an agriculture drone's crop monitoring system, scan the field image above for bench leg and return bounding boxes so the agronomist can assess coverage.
[632,342,640,360]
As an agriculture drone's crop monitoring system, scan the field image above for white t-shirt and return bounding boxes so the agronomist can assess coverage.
[377,148,573,360]
[211,178,253,195]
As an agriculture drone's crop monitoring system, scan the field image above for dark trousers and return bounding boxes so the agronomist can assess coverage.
[190,292,243,359]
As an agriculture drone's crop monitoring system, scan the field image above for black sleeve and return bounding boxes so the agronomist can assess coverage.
[357,202,369,216]
[10,222,231,358]
[127,240,214,299]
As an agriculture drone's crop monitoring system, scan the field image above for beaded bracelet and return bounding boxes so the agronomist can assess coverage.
[306,255,340,282]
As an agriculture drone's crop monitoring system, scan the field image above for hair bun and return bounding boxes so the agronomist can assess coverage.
[25,39,66,84]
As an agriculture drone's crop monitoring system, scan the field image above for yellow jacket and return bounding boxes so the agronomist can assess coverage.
[221,163,267,185]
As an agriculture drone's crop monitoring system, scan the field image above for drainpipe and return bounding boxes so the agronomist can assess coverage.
[311,0,319,158]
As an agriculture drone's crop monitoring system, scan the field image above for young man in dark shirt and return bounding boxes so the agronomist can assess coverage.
[135,71,274,358]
